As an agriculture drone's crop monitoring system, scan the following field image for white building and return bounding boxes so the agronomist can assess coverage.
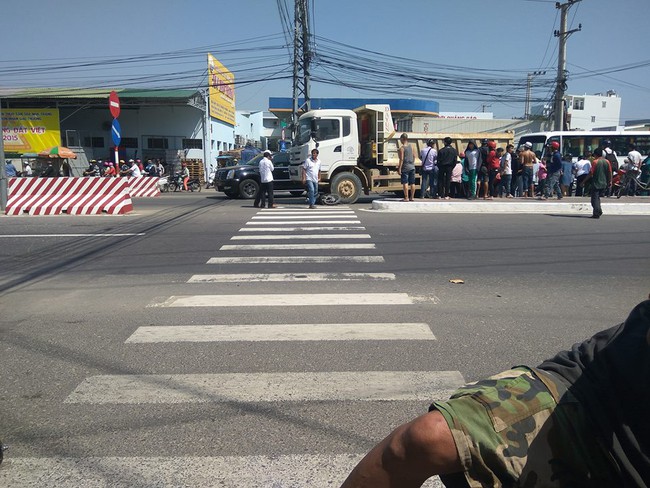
[565,91,621,130]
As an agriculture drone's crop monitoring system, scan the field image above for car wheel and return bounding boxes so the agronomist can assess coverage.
[330,172,362,204]
[290,190,305,197]
[239,179,259,199]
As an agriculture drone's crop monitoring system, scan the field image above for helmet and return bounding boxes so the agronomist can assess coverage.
[603,139,612,147]
[487,140,497,149]
[550,141,560,150]
[482,138,489,144]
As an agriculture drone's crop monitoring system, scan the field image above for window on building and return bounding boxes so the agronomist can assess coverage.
[83,136,105,148]
[147,137,169,150]
[182,138,203,149]
[602,101,607,108]
[591,116,596,123]
[121,137,139,149]
[573,98,585,110]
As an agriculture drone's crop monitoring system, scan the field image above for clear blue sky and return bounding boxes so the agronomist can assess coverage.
[2,0,648,122]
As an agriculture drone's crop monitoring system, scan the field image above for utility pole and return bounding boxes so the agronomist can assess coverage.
[553,0,582,131]
[291,0,311,142]
[525,71,546,119]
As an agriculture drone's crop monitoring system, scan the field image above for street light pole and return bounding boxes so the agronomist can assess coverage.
[525,71,546,119]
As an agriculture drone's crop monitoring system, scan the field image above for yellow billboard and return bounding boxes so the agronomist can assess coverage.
[208,53,236,126]
[1,108,61,154]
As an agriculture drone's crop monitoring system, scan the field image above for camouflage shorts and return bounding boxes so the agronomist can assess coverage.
[430,367,620,487]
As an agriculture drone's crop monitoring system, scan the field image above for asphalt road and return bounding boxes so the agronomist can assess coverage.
[0,191,648,487]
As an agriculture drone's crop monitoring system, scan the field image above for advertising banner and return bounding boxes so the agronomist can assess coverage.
[208,53,236,126]
[1,108,61,153]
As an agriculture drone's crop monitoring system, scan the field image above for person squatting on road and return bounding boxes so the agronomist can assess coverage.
[302,148,321,209]
[254,150,276,209]
[341,297,650,488]
[398,133,416,201]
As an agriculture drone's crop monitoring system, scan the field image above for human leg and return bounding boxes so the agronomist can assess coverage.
[591,188,603,217]
[306,180,318,206]
[420,171,430,198]
[340,410,462,488]
[259,182,267,207]
[468,169,477,198]
[266,181,275,207]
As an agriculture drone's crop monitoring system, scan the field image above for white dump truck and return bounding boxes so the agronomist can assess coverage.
[288,104,514,203]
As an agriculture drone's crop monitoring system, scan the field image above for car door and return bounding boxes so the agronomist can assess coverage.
[271,153,292,189]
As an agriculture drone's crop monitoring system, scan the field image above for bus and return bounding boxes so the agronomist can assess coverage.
[517,131,650,163]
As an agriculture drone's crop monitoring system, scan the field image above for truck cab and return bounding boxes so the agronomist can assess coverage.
[289,105,395,203]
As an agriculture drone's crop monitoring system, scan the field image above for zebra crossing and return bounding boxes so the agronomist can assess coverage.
[1,206,459,487]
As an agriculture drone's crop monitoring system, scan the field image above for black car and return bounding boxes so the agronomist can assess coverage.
[213,152,304,199]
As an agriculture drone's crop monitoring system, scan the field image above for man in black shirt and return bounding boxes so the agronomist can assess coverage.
[341,298,650,487]
[436,137,459,200]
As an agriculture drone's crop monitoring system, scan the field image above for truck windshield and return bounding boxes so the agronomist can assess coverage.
[296,118,313,146]
[296,117,341,145]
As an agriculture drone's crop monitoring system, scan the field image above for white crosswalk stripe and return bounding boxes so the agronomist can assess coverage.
[245,220,362,224]
[220,243,376,250]
[230,233,371,240]
[153,293,414,307]
[65,371,464,404]
[187,272,395,282]
[238,226,366,231]
[0,456,445,487]
[207,255,385,264]
[126,323,436,342]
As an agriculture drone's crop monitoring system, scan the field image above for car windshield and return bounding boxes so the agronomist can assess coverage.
[243,154,263,166]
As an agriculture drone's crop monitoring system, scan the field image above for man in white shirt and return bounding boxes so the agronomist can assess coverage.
[624,143,642,174]
[254,151,275,208]
[302,148,321,209]
[573,153,592,197]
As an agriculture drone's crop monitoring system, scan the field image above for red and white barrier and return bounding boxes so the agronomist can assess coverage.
[6,177,133,216]
[124,176,160,197]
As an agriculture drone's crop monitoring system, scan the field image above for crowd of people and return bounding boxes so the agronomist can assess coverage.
[82,158,166,178]
[398,135,646,201]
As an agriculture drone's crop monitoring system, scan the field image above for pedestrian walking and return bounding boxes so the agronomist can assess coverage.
[254,151,276,208]
[584,147,612,219]
[302,148,321,209]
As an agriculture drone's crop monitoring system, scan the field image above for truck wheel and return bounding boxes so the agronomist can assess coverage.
[239,179,259,199]
[330,172,362,204]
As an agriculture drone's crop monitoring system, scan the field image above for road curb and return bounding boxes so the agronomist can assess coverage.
[370,198,650,215]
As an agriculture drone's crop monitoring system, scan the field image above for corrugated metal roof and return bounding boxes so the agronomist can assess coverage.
[2,87,198,99]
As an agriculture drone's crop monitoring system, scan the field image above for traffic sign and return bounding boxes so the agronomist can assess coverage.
[109,91,121,118]
[111,118,121,146]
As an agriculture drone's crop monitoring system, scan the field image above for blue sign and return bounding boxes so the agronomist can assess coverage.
[111,118,121,146]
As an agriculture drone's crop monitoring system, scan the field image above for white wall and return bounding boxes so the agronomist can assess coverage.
[567,94,621,130]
